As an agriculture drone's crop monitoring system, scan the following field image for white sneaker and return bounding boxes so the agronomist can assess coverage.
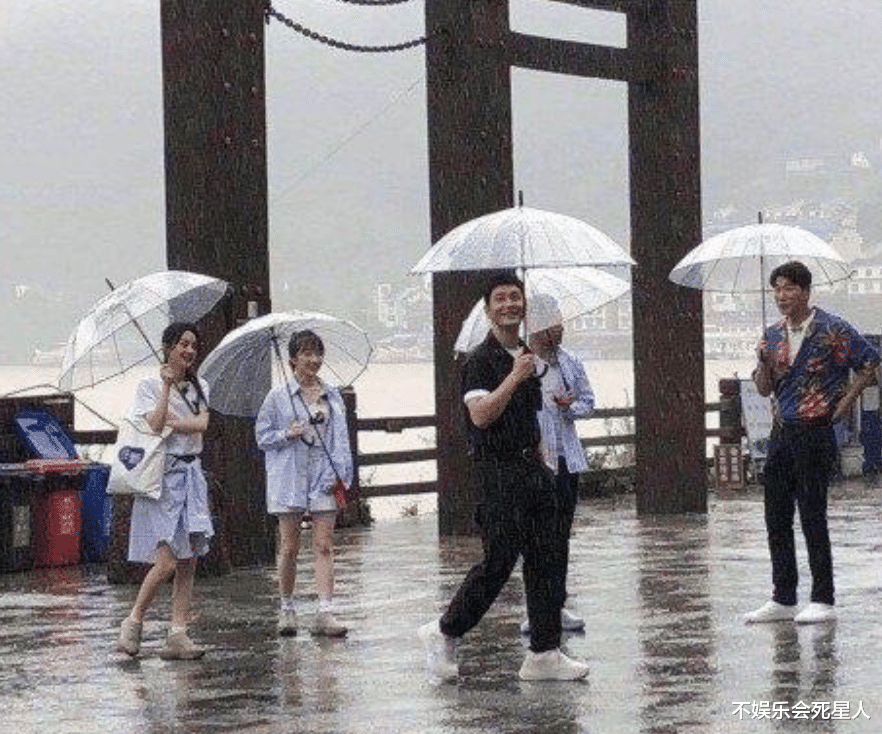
[418,620,458,682]
[561,608,585,631]
[116,617,142,657]
[520,608,586,635]
[277,609,297,637]
[311,611,348,638]
[794,602,836,624]
[744,600,797,624]
[519,648,589,681]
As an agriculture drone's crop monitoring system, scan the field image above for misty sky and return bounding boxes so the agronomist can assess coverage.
[3,0,882,360]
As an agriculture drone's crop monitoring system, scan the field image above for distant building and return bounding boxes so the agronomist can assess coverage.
[373,281,432,332]
[846,261,882,295]
[376,283,395,328]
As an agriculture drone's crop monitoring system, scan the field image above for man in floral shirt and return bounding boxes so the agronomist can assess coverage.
[745,260,879,625]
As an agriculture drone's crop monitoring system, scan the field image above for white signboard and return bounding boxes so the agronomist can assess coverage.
[740,379,773,460]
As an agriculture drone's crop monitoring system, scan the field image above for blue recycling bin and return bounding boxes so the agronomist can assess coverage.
[81,464,112,563]
[12,407,111,563]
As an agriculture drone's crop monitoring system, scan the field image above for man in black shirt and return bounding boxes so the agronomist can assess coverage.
[418,272,589,681]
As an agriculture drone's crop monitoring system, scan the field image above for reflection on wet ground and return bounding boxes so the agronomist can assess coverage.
[0,480,879,733]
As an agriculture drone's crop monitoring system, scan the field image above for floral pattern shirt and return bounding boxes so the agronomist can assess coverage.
[759,308,879,423]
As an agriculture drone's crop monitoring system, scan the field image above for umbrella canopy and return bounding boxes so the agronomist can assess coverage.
[198,311,372,418]
[454,267,630,353]
[411,206,634,273]
[668,223,853,293]
[59,270,229,390]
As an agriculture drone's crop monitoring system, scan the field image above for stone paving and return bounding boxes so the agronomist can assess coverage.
[0,480,880,733]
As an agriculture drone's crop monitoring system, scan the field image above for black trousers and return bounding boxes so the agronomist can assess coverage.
[440,455,567,652]
[553,456,578,603]
[763,422,837,606]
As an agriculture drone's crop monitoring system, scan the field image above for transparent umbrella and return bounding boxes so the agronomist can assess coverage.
[668,221,853,326]
[454,266,630,353]
[669,222,852,292]
[58,270,230,390]
[411,205,634,274]
[197,311,372,418]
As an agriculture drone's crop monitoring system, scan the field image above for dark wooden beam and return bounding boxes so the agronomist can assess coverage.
[547,0,638,14]
[628,0,706,514]
[425,0,515,535]
[161,0,273,566]
[508,31,651,82]
[424,0,706,526]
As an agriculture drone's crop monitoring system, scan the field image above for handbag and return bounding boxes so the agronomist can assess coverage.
[107,417,173,500]
[332,477,350,509]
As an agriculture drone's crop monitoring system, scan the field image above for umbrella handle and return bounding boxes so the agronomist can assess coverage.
[105,277,163,366]
[758,211,767,331]
[105,277,198,412]
[760,253,767,331]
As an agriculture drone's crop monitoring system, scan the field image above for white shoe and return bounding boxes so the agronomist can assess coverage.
[561,607,585,631]
[418,620,458,682]
[519,648,589,681]
[277,609,297,637]
[311,611,348,637]
[744,600,796,624]
[159,630,206,660]
[116,617,142,657]
[520,608,586,635]
[794,603,836,624]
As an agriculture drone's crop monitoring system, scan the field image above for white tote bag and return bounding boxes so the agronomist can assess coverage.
[107,417,173,500]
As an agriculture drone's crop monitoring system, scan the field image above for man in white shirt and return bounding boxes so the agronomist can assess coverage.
[526,296,595,633]
[418,272,589,683]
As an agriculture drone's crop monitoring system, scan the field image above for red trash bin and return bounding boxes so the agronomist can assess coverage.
[28,462,86,568]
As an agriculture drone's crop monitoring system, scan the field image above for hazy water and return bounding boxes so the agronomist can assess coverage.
[1,358,754,520]
[0,357,755,433]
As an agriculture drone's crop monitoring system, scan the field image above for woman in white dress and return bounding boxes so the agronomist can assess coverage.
[116,322,213,660]
[255,329,354,638]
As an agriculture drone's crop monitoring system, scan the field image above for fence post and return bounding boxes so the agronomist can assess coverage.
[718,378,743,445]
[714,378,746,489]
[341,387,360,497]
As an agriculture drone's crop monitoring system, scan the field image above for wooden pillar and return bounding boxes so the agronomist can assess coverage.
[628,0,706,513]
[718,378,743,445]
[161,0,273,565]
[425,0,515,534]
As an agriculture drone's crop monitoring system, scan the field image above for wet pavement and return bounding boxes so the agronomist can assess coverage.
[1,479,880,734]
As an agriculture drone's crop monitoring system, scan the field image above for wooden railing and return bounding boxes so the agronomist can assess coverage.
[352,401,727,498]
[60,394,731,500]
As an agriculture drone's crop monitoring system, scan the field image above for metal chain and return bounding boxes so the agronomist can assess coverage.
[265,3,427,53]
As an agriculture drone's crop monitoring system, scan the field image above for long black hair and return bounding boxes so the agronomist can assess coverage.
[161,322,207,413]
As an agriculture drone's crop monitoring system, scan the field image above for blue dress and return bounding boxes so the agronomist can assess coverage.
[127,376,214,563]
[255,377,353,515]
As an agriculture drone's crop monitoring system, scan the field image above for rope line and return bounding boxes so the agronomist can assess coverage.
[270,76,422,204]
